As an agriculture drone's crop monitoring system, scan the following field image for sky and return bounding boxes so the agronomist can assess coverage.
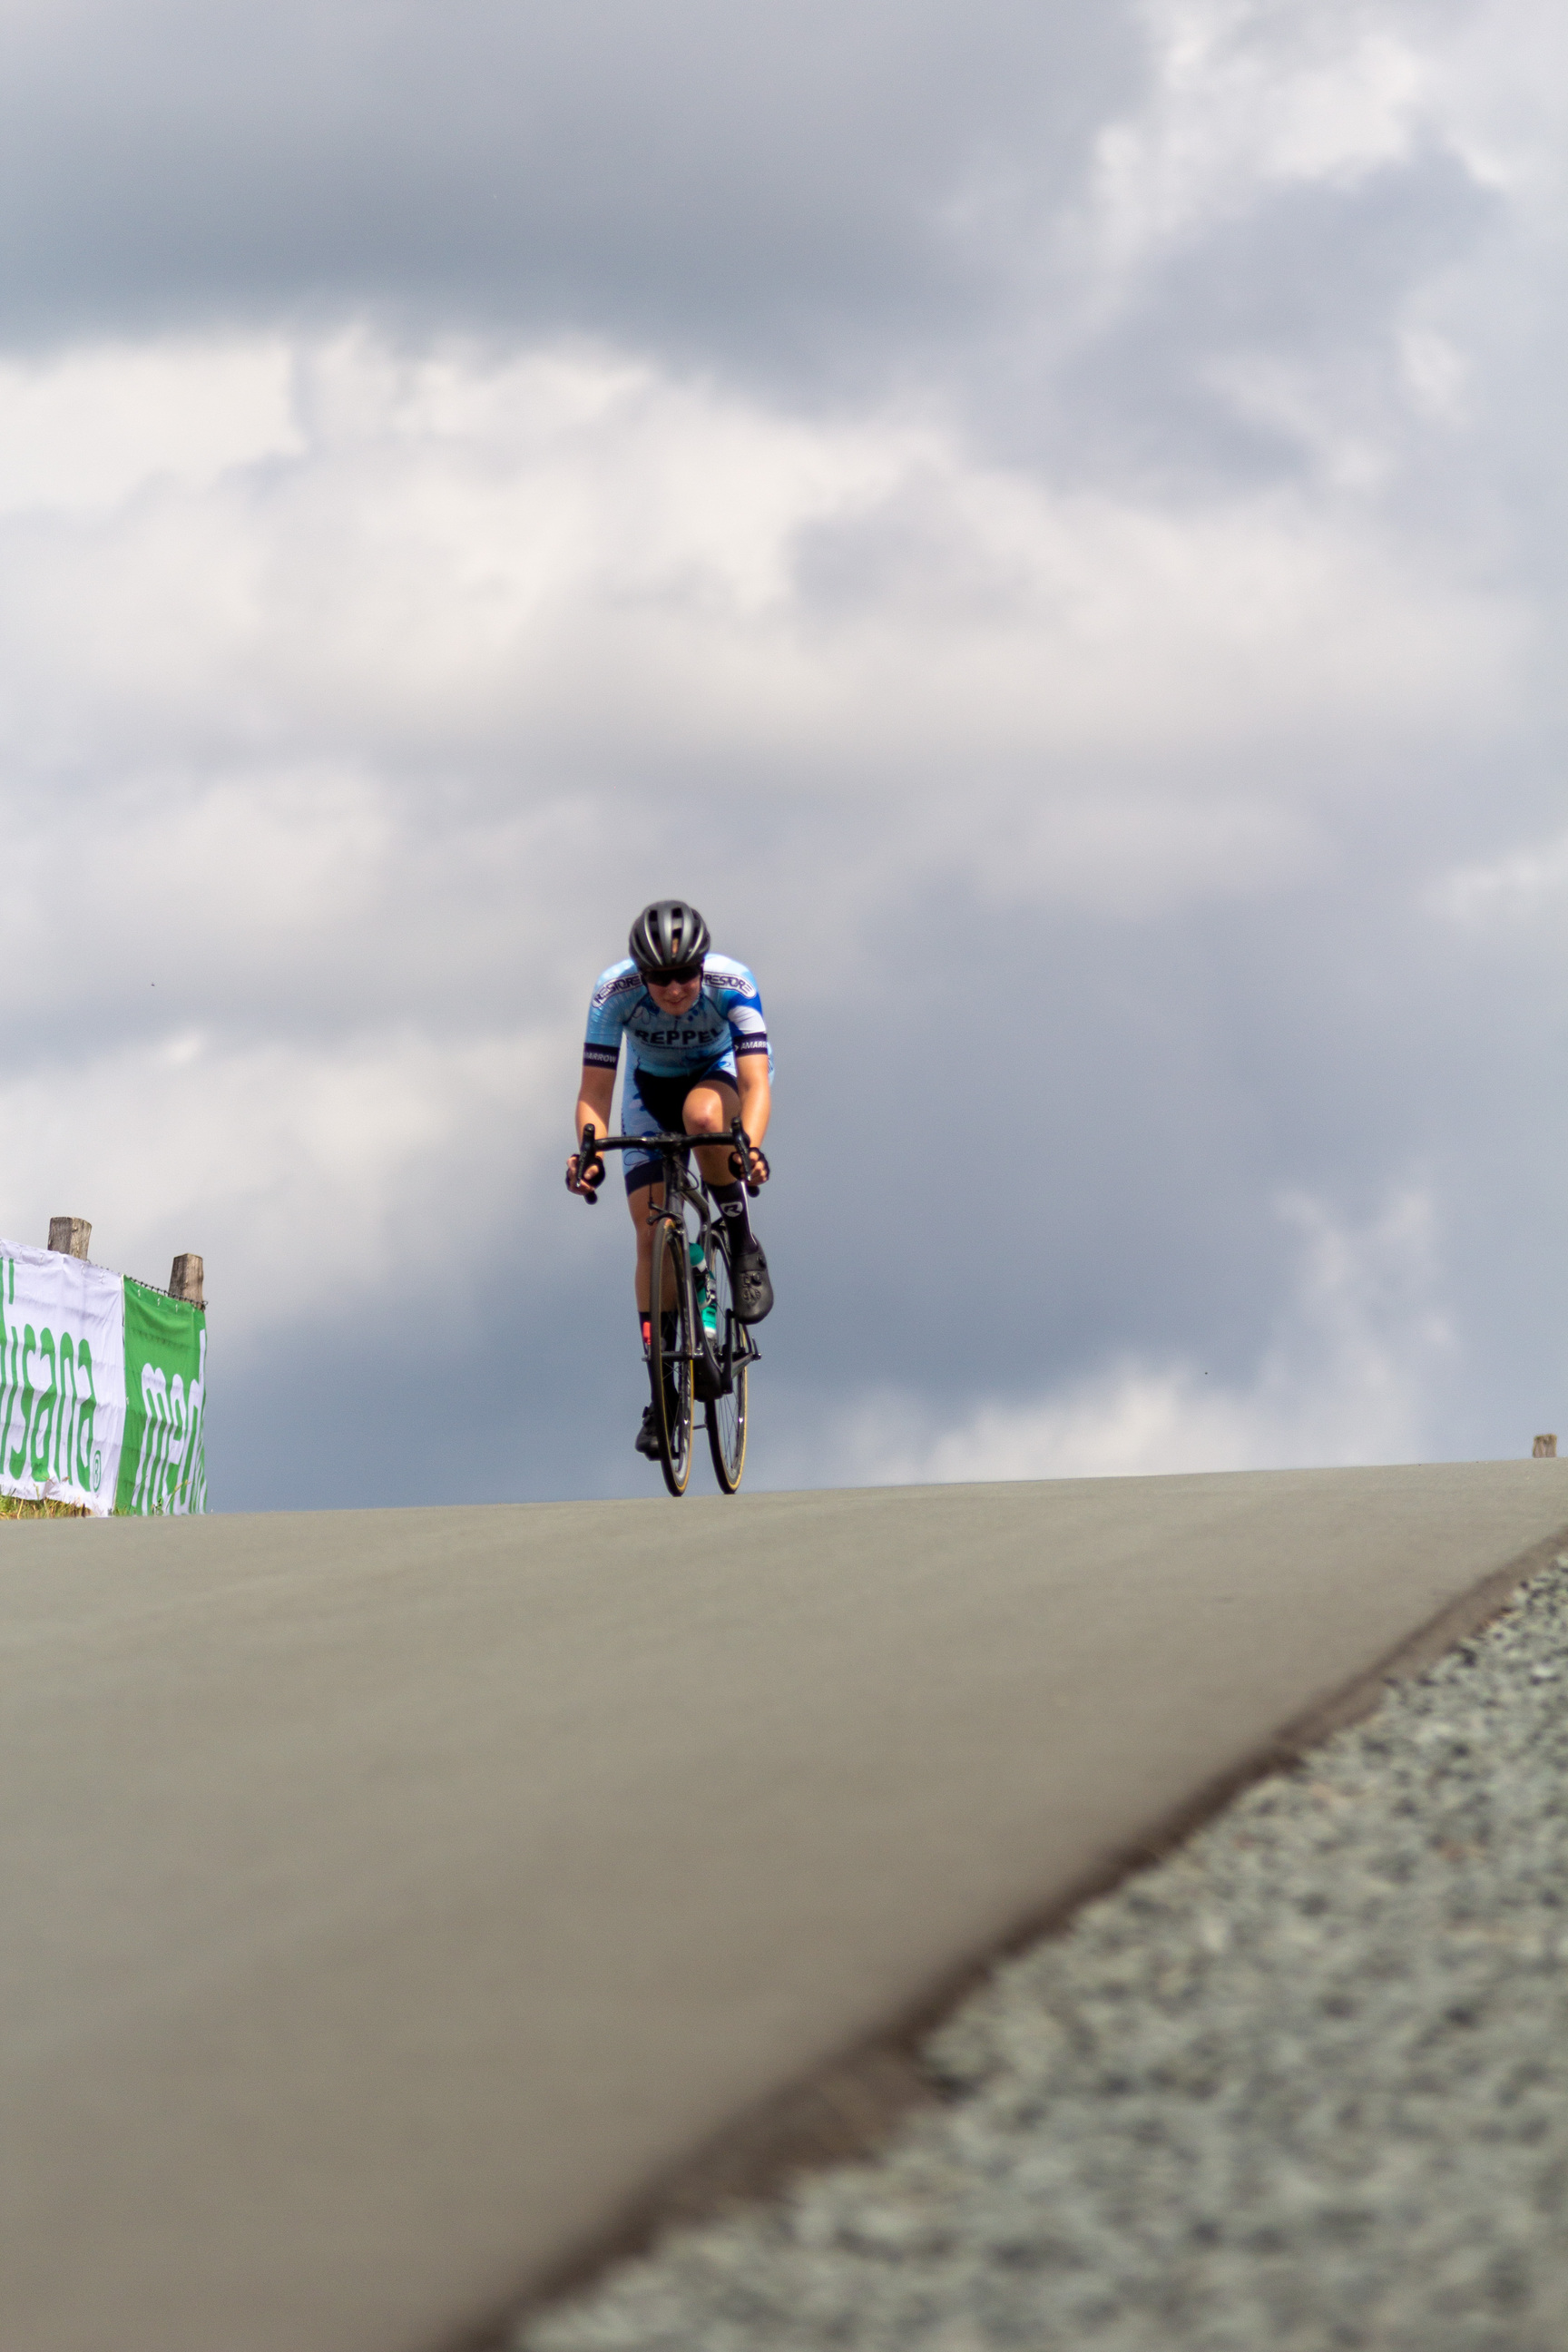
[0,0,1563,1506]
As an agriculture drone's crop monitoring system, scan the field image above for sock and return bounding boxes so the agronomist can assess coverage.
[639,1313,652,1357]
[710,1180,754,1251]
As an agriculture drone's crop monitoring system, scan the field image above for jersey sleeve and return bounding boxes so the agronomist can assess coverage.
[583,963,639,1073]
[713,960,771,1072]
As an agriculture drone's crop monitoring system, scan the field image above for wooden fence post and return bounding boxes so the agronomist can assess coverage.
[1534,1434,1558,1459]
[47,1217,92,1259]
[170,1254,205,1307]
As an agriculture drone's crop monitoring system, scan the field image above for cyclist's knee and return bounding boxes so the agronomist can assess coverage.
[685,1077,736,1128]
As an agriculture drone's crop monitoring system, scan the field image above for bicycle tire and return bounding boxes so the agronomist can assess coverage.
[649,1212,695,1497]
[704,1232,749,1493]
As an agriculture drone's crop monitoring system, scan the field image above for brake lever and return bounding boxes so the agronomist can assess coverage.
[728,1115,768,1196]
[577,1122,606,1204]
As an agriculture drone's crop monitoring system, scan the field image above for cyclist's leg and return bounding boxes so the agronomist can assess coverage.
[624,1072,702,1455]
[621,1068,677,1312]
[682,1071,772,1321]
[626,1164,666,1311]
[681,1070,742,1183]
[626,1161,683,1457]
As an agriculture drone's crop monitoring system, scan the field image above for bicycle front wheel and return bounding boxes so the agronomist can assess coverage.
[704,1232,749,1494]
[649,1213,695,1497]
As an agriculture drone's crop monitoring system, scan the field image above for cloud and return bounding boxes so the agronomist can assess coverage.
[1083,1,1437,269]
[800,1186,1457,1486]
[0,329,1524,802]
[0,338,300,514]
[1433,829,1568,926]
[0,1,1138,366]
[0,1023,555,1330]
[0,1,1564,1505]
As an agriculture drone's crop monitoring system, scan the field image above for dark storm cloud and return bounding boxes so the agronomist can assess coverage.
[0,0,1140,375]
[213,830,1561,1509]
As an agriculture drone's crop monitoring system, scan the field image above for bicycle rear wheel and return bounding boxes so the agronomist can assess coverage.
[649,1212,695,1497]
[705,1231,749,1494]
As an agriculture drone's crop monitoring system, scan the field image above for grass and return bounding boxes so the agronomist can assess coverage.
[0,1494,92,1519]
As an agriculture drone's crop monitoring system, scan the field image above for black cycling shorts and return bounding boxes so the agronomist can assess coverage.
[623,1062,740,1193]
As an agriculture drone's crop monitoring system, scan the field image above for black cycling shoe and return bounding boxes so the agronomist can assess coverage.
[731,1237,774,1324]
[636,1388,681,1457]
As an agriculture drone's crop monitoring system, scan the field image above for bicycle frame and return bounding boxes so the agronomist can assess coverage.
[575,1116,762,1393]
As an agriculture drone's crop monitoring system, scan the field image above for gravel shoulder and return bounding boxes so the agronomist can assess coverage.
[521,1551,1568,2352]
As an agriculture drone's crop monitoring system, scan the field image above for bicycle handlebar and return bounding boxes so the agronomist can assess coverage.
[585,1130,723,1152]
[571,1115,764,1202]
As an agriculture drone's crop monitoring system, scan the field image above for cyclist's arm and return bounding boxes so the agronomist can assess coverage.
[575,1063,615,1142]
[716,963,769,1171]
[568,1064,617,1192]
[734,1057,770,1180]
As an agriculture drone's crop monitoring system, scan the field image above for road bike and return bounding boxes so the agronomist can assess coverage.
[573,1116,762,1497]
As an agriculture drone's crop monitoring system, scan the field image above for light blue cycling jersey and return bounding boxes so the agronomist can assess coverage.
[583,956,770,1085]
[583,956,771,1182]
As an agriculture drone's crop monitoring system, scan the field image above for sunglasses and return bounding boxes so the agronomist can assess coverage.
[648,966,703,986]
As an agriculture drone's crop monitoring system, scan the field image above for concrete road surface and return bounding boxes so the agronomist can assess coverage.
[5,1464,1568,2352]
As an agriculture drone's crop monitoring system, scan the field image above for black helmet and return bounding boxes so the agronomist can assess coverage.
[628,899,710,978]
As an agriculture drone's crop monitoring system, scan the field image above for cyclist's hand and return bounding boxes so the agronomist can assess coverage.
[745,1145,770,1191]
[565,1152,604,1201]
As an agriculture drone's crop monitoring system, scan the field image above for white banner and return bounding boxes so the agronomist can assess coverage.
[0,1242,127,1514]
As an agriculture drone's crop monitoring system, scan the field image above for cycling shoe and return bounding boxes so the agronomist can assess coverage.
[732,1238,774,1324]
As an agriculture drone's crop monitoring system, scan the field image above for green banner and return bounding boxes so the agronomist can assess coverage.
[114,1280,208,1515]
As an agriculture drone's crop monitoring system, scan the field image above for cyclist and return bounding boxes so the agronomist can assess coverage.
[566,900,773,1460]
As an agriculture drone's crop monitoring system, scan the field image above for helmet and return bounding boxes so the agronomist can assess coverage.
[628,899,710,979]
